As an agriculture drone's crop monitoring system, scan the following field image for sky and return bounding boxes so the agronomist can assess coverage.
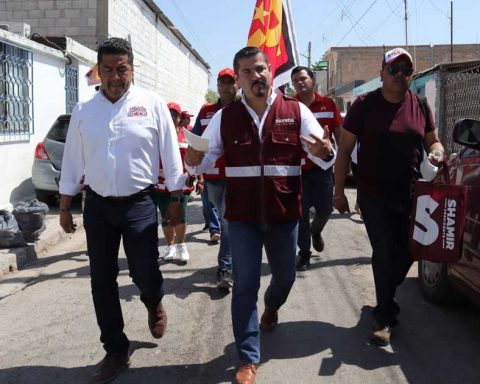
[154,0,480,88]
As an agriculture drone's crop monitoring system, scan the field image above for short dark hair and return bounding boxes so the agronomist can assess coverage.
[291,66,314,80]
[233,46,269,74]
[97,37,134,65]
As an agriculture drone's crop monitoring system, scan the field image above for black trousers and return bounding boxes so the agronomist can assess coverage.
[297,167,333,258]
[358,191,414,326]
[83,191,163,354]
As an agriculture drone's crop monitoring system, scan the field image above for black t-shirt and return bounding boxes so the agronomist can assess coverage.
[343,88,435,196]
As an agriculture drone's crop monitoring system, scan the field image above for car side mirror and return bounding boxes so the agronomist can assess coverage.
[452,119,480,150]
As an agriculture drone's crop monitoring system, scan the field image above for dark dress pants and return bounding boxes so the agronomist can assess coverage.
[83,191,163,354]
[297,167,333,258]
[358,190,414,326]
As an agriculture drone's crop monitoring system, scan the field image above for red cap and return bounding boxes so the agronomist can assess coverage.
[167,102,181,114]
[181,110,193,118]
[217,67,235,80]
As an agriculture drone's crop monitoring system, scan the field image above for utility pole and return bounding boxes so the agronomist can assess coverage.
[300,41,312,68]
[307,41,311,68]
[404,0,408,48]
[450,1,453,62]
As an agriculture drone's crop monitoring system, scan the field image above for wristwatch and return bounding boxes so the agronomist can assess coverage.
[322,149,335,162]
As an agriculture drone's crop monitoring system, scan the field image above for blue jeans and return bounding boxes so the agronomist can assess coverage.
[206,180,231,271]
[298,167,333,257]
[201,182,220,233]
[83,191,163,354]
[229,220,298,363]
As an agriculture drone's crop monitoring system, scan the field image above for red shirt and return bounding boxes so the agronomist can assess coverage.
[297,92,343,170]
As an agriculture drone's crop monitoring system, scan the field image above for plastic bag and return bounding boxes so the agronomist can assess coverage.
[13,199,49,242]
[0,210,27,248]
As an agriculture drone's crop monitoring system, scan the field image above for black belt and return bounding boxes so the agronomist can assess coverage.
[85,185,154,202]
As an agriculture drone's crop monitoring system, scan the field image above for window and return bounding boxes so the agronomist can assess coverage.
[65,65,78,113]
[0,41,33,142]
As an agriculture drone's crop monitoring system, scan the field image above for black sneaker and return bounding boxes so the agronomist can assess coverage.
[311,231,324,252]
[296,257,310,271]
[216,269,233,290]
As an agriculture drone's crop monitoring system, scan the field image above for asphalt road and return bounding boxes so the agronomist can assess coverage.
[1,189,479,384]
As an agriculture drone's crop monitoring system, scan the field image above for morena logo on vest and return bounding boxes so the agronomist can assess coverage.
[274,118,295,126]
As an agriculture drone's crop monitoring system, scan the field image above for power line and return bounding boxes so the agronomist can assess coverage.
[427,0,450,18]
[335,0,380,46]
[167,0,220,68]
[334,0,372,45]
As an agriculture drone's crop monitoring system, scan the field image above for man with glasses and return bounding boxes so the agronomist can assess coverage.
[333,47,445,346]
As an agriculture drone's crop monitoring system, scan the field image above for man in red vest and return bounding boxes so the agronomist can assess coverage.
[186,46,335,384]
[192,68,238,289]
[291,66,343,271]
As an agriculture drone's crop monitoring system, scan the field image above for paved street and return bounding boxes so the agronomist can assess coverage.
[1,189,479,384]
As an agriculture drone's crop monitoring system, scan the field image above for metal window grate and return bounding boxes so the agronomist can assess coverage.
[0,41,33,142]
[65,65,78,113]
[442,63,480,155]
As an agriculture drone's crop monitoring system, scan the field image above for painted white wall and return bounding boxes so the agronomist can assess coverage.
[108,0,209,119]
[0,33,96,203]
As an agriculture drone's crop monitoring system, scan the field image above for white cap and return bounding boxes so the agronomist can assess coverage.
[383,47,413,66]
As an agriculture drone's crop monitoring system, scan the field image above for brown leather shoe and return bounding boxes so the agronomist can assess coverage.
[260,308,278,332]
[90,352,130,384]
[369,325,392,346]
[148,302,167,338]
[235,363,258,384]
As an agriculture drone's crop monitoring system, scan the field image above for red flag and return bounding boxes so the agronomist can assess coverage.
[247,0,299,87]
[86,64,101,86]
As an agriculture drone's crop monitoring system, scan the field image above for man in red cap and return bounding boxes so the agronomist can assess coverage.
[334,47,445,346]
[191,67,239,289]
[180,110,194,131]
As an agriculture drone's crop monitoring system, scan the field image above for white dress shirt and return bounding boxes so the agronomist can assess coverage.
[186,90,336,175]
[60,85,185,197]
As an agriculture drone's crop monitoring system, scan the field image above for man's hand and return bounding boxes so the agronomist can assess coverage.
[185,146,205,166]
[60,210,76,233]
[195,180,204,194]
[300,126,332,159]
[334,192,351,214]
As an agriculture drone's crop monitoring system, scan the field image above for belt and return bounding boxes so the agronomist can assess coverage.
[85,185,154,202]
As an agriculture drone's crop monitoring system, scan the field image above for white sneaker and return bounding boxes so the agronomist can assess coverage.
[163,245,176,260]
[176,243,190,263]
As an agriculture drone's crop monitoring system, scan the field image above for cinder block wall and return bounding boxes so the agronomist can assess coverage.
[0,0,99,49]
[1,0,209,117]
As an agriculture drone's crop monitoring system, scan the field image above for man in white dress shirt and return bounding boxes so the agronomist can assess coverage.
[59,37,185,384]
[186,46,335,384]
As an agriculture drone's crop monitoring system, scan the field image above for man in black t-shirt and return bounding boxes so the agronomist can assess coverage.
[334,47,445,346]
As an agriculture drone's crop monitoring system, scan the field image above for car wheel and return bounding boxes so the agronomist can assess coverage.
[418,260,462,304]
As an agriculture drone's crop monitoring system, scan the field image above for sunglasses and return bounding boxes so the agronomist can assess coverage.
[386,63,413,76]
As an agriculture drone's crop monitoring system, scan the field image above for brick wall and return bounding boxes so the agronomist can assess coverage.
[324,44,480,93]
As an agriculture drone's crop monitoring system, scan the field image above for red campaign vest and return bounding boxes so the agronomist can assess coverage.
[198,102,226,181]
[155,127,193,193]
[298,93,342,171]
[220,95,302,223]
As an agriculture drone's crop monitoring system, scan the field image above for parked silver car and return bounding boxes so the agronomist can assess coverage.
[31,114,71,203]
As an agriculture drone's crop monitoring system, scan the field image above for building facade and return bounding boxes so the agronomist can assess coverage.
[0,0,210,115]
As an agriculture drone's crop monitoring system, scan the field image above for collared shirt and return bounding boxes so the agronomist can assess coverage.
[60,85,185,197]
[186,89,336,175]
